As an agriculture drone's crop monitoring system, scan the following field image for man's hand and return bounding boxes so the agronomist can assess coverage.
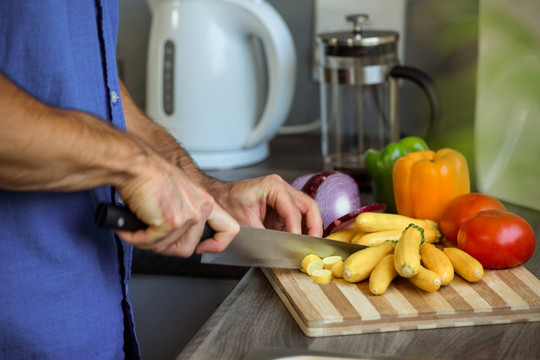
[210,174,323,237]
[113,149,240,257]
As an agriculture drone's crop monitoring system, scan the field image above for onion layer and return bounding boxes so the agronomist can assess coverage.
[290,173,315,191]
[298,171,361,231]
[324,203,387,236]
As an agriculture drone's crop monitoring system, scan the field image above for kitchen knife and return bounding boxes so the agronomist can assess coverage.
[95,203,365,269]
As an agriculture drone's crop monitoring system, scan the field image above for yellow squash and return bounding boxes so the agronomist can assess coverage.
[311,269,333,284]
[301,254,323,275]
[420,243,454,286]
[369,254,398,295]
[355,212,437,233]
[409,265,442,292]
[342,243,395,283]
[354,227,441,247]
[353,230,402,246]
[325,228,359,242]
[443,247,484,282]
[394,224,424,278]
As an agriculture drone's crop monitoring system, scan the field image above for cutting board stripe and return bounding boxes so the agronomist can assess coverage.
[481,271,530,309]
[394,280,438,315]
[449,276,492,310]
[437,284,474,311]
[470,274,512,310]
[416,286,456,315]
[376,281,419,317]
[336,281,381,320]
[320,282,361,320]
[513,265,540,287]
[358,283,396,318]
[293,270,343,322]
[499,266,540,302]
[266,269,309,322]
[356,281,419,319]
[498,266,540,302]
[273,269,323,323]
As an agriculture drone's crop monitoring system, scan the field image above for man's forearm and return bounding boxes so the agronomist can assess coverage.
[0,73,148,192]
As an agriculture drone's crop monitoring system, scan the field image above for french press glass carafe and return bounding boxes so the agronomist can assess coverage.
[317,14,439,187]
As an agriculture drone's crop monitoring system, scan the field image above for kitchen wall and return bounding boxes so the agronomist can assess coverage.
[117,0,151,107]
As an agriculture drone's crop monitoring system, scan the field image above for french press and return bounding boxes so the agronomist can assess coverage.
[317,14,439,186]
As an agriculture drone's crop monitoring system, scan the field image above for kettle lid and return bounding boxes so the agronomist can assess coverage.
[317,14,398,51]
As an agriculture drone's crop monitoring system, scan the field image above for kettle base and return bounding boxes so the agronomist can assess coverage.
[189,143,269,170]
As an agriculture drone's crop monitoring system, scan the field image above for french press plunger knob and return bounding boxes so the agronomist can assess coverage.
[346,14,369,36]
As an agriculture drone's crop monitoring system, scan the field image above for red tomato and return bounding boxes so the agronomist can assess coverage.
[457,210,535,269]
[440,193,506,244]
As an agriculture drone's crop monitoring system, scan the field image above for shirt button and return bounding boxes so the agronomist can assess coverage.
[111,90,118,104]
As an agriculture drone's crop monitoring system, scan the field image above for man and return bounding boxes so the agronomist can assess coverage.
[0,1,322,358]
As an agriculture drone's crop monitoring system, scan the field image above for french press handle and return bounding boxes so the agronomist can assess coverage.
[390,66,441,137]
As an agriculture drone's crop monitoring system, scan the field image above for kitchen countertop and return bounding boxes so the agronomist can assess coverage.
[176,134,540,360]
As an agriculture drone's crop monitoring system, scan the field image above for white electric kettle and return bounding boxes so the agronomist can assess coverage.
[146,0,296,169]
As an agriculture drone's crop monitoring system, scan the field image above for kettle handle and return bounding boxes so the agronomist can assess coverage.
[390,66,441,137]
[230,0,297,148]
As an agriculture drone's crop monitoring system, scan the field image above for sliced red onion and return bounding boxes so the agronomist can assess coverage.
[300,171,361,230]
[290,173,315,190]
[323,203,387,236]
[300,171,338,198]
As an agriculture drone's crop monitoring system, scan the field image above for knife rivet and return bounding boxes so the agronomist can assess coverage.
[117,217,125,228]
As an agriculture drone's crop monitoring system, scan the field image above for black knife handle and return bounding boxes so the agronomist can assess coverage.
[95,203,216,239]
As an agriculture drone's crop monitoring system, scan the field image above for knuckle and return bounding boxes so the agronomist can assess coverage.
[265,173,285,185]
[200,189,215,203]
[176,206,201,228]
[199,194,215,218]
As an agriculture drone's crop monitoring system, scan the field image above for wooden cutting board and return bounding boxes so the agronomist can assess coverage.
[262,265,540,337]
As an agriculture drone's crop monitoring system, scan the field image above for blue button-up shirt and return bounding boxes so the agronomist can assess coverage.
[0,1,139,358]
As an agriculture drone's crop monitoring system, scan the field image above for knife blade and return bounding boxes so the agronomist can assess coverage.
[200,226,365,269]
[95,203,366,269]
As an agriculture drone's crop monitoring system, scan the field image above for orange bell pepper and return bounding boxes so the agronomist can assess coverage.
[392,148,470,223]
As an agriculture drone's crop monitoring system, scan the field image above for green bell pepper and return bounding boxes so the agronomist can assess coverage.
[364,136,429,213]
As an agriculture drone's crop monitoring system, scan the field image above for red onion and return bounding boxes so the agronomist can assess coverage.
[290,173,315,191]
[324,203,387,236]
[298,171,361,231]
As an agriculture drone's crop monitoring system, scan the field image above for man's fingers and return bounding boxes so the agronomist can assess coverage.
[195,204,239,254]
[291,188,323,237]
